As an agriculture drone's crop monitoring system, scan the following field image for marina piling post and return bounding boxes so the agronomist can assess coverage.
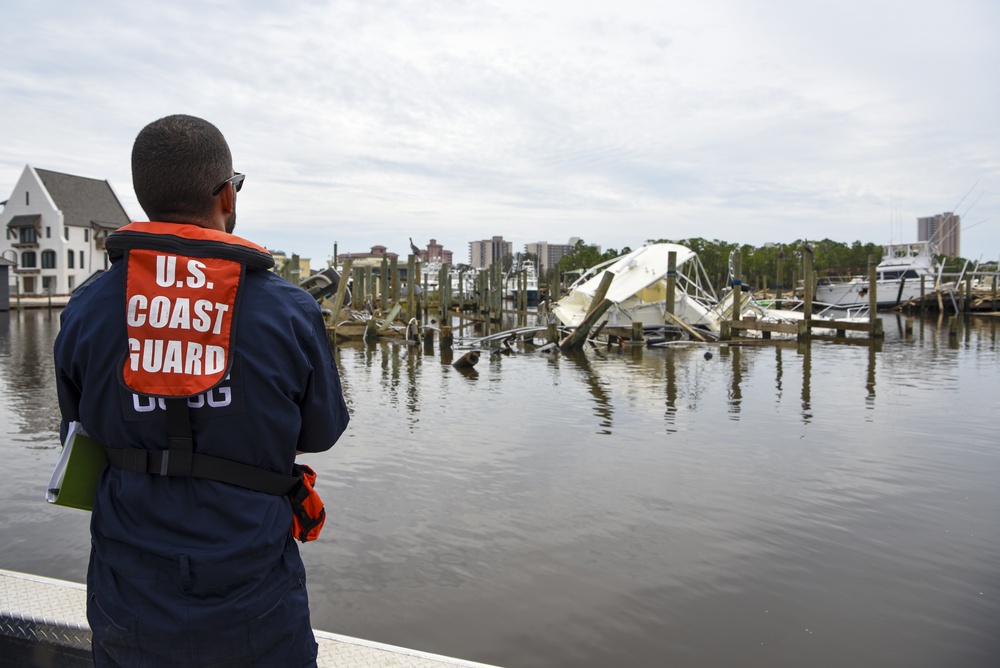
[381,257,389,308]
[561,299,613,352]
[920,276,926,316]
[441,325,453,348]
[590,271,615,315]
[422,265,429,322]
[547,323,559,345]
[363,318,377,342]
[353,266,364,307]
[632,322,643,342]
[329,259,353,323]
[965,277,972,313]
[732,251,743,322]
[494,263,504,323]
[719,320,732,341]
[868,258,878,335]
[666,251,677,316]
[406,255,416,321]
[775,249,784,309]
[390,256,399,304]
[802,246,813,322]
[439,264,448,322]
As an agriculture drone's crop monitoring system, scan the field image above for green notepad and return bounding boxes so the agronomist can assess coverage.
[46,422,107,511]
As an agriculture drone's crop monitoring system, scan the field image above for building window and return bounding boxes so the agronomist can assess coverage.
[84,229,89,242]
[25,191,29,205]
[64,227,69,241]
[19,227,37,243]
[42,276,54,291]
[67,249,75,269]
[79,250,85,268]
[21,251,37,268]
[46,227,51,238]
[68,275,75,290]
[41,250,56,268]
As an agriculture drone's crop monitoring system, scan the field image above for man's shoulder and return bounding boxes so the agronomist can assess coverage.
[63,265,123,314]
[246,269,324,318]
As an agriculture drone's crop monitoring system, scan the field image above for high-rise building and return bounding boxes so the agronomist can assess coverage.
[526,240,574,275]
[917,212,960,258]
[469,236,512,269]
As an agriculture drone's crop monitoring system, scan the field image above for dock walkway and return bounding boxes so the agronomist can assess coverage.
[1,569,499,668]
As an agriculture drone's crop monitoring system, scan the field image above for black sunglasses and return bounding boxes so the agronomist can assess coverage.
[211,172,245,196]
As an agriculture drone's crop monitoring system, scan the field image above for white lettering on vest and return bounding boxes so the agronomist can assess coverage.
[128,339,227,377]
[155,255,176,287]
[186,260,207,288]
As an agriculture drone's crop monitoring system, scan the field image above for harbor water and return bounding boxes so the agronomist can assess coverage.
[1,308,999,667]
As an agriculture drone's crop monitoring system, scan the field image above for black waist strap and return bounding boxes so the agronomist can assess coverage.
[103,398,298,497]
[103,446,298,496]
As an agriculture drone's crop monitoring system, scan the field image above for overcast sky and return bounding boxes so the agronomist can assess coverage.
[2,0,997,264]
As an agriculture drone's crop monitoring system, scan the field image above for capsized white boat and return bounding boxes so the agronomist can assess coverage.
[551,244,871,340]
[550,243,721,331]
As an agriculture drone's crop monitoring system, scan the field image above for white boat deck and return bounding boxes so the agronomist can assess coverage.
[0,569,500,668]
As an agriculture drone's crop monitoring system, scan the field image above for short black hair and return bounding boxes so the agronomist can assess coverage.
[131,114,233,221]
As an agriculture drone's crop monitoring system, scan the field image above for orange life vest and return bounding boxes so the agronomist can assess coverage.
[101,222,326,542]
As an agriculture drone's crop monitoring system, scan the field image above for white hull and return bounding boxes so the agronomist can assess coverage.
[815,278,930,308]
[814,241,938,309]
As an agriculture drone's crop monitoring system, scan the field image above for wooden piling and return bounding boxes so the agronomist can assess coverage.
[329,259,353,322]
[381,257,389,308]
[868,260,878,335]
[775,249,784,309]
[731,251,743,322]
[666,251,677,316]
[406,255,416,321]
[390,256,399,304]
[802,246,813,321]
[560,299,613,351]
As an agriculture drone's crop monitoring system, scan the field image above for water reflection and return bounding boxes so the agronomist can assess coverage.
[4,312,1000,668]
[0,309,62,441]
[561,350,614,434]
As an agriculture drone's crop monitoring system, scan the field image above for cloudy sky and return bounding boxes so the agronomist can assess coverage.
[2,0,997,264]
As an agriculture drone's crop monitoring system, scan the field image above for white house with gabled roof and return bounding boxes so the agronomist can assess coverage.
[0,166,131,295]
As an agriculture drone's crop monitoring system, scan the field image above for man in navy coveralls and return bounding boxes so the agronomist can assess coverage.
[54,114,349,667]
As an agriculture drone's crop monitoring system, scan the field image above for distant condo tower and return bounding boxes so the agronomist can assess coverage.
[917,212,960,258]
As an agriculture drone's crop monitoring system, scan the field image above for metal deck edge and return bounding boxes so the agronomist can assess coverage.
[1,569,501,668]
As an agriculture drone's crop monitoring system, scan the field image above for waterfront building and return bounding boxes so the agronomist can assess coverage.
[918,212,961,258]
[0,166,130,295]
[469,236,512,269]
[415,238,454,265]
[336,245,399,269]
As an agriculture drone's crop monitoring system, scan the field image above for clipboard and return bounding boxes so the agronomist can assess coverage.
[46,422,107,511]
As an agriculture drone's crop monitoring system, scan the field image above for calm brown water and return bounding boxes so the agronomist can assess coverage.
[2,308,999,667]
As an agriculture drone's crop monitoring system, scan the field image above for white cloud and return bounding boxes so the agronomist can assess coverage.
[1,0,997,263]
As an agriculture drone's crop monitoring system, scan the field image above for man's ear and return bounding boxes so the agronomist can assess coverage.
[219,181,235,215]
